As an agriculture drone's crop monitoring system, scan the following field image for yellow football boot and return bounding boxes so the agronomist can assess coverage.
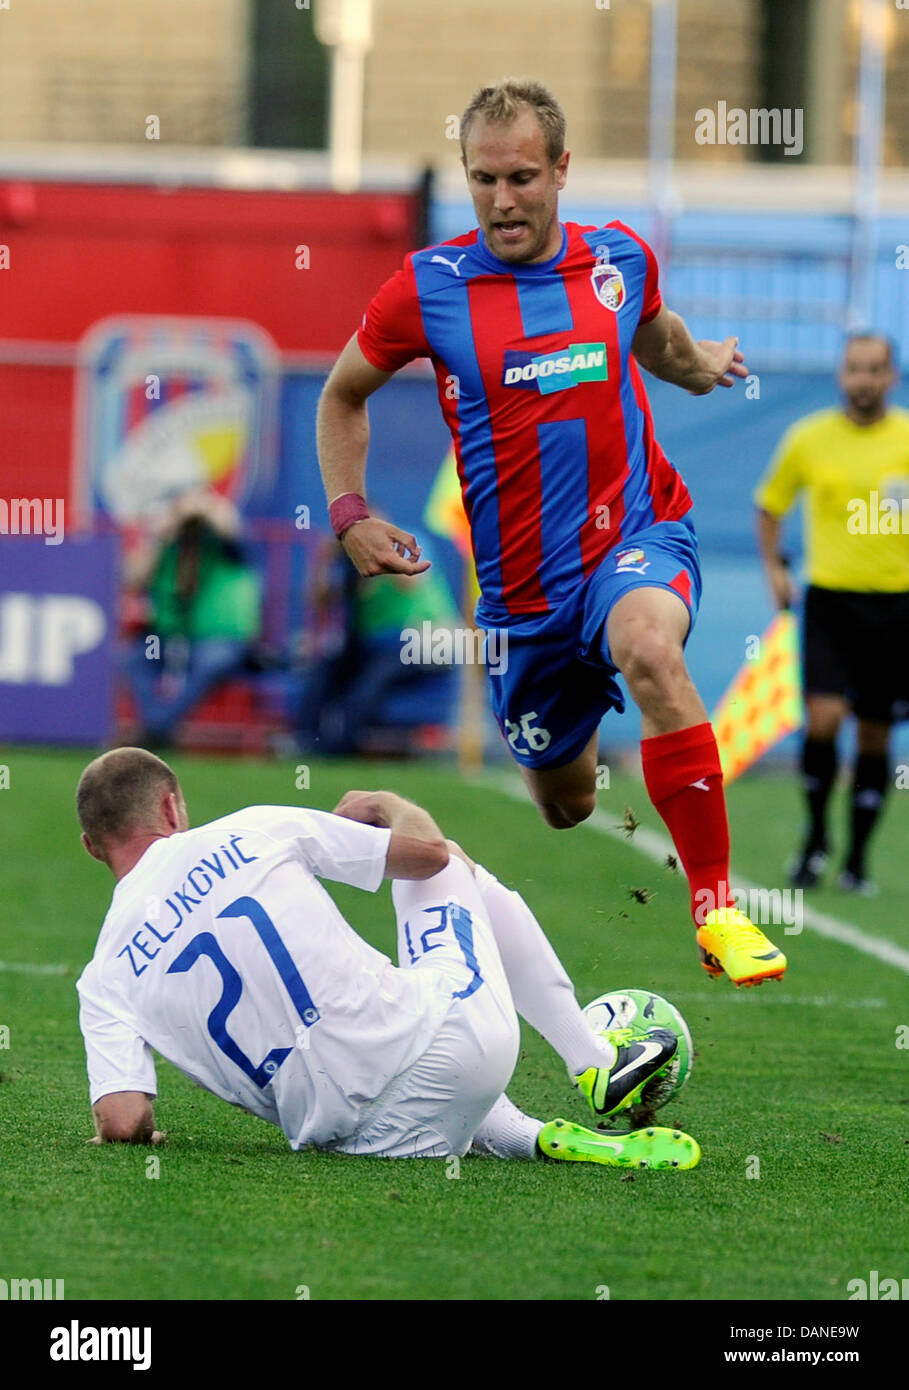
[697,906,787,987]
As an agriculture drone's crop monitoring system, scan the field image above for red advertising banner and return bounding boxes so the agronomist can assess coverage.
[0,176,422,514]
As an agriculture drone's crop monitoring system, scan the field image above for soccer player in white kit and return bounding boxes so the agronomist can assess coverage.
[75,749,700,1169]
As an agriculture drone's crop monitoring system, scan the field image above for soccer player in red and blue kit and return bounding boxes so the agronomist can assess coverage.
[318,78,787,990]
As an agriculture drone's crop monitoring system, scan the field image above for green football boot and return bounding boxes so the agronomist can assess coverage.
[538,1118,701,1170]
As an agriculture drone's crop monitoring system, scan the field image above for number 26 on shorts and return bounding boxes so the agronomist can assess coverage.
[505,710,551,755]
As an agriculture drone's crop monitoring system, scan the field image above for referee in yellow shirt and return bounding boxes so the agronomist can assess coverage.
[754,333,909,894]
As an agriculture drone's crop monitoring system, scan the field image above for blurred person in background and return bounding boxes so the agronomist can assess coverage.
[755,333,909,895]
[123,490,262,748]
[296,524,459,755]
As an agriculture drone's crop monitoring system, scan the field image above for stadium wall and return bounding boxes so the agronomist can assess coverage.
[0,174,423,512]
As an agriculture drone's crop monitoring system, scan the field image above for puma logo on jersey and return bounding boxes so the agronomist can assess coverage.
[431,253,467,277]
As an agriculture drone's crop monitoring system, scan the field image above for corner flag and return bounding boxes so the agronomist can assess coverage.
[423,448,483,771]
[713,612,804,783]
[424,449,471,556]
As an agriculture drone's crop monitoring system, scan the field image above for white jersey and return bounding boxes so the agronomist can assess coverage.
[76,806,455,1150]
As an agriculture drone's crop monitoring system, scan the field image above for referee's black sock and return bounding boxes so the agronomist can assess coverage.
[801,738,838,852]
[846,752,889,879]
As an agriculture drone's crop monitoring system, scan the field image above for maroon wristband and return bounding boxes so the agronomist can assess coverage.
[329,492,370,539]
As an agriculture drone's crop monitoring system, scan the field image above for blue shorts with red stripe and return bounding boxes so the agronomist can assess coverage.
[483,515,702,770]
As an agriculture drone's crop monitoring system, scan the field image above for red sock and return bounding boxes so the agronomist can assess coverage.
[641,722,735,927]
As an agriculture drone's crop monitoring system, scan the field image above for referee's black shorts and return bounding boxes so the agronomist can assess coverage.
[802,585,909,723]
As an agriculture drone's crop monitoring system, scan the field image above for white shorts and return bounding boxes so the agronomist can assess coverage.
[332,858,520,1158]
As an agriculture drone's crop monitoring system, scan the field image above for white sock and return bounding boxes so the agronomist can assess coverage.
[473,864,613,1076]
[471,1093,544,1159]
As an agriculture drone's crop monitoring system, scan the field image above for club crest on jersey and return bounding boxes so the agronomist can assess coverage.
[591,263,626,312]
[615,547,649,574]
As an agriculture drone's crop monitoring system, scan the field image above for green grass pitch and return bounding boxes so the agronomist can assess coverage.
[1,744,907,1301]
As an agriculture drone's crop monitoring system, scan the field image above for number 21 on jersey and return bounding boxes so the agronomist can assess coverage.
[166,895,318,1090]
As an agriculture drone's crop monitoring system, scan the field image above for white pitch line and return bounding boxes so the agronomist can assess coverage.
[0,960,69,975]
[663,991,885,1009]
[477,769,909,977]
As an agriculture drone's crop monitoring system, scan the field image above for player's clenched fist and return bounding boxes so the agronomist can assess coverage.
[341,518,431,577]
[333,789,447,850]
[333,790,389,825]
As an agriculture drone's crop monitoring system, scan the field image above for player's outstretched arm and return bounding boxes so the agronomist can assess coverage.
[88,1091,163,1145]
[333,789,449,879]
[318,334,430,577]
[632,304,747,395]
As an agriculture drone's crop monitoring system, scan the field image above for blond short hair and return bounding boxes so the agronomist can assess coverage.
[460,78,566,165]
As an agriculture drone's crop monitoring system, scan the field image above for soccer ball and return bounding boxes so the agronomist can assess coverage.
[583,988,693,1125]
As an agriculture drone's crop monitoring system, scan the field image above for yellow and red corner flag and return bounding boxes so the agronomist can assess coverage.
[423,448,483,772]
[423,448,479,603]
[712,611,804,783]
[424,448,471,555]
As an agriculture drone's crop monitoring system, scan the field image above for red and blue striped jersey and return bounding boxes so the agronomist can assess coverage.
[357,220,693,621]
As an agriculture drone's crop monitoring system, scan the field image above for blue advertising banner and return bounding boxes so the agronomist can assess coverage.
[0,534,118,744]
